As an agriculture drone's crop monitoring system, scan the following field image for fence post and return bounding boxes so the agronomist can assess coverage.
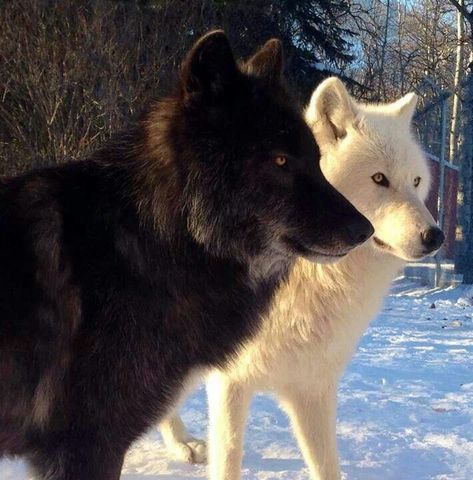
[434,96,448,287]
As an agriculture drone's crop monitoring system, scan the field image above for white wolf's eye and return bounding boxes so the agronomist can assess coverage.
[274,155,288,167]
[372,172,389,187]
[414,176,421,187]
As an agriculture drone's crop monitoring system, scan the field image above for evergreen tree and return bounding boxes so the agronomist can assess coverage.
[214,0,357,100]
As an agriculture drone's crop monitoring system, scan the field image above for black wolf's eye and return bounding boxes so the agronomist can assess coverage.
[372,172,389,187]
[414,176,421,188]
[274,155,288,167]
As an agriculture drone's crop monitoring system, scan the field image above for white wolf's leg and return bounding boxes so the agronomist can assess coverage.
[279,383,341,480]
[160,412,207,464]
[207,370,252,480]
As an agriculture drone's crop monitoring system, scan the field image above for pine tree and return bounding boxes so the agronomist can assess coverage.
[213,0,356,100]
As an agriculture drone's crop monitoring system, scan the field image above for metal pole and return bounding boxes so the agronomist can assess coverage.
[435,96,448,287]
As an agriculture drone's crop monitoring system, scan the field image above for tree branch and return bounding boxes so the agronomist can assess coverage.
[448,0,473,24]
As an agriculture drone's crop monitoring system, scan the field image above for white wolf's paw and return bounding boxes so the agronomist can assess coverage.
[167,437,207,464]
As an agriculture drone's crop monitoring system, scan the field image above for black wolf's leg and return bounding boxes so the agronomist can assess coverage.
[30,441,126,480]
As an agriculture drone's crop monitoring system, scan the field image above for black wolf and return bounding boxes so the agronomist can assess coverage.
[0,31,372,479]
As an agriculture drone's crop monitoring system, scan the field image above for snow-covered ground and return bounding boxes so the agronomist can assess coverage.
[2,278,473,480]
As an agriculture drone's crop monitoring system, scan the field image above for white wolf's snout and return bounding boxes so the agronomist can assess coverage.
[374,192,443,260]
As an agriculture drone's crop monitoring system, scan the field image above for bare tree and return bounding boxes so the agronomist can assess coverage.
[450,0,466,164]
[0,0,198,175]
[349,1,457,102]
[378,0,392,98]
[448,0,473,282]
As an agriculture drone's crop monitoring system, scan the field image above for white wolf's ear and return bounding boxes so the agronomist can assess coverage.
[305,77,356,151]
[392,92,418,121]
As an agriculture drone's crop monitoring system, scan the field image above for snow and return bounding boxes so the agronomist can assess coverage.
[2,278,473,479]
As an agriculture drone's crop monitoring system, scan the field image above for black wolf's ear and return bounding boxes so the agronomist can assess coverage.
[245,39,284,83]
[305,77,357,153]
[181,30,238,98]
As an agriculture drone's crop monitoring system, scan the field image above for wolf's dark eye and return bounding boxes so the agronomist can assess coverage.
[372,172,389,187]
[274,155,288,167]
[414,176,421,188]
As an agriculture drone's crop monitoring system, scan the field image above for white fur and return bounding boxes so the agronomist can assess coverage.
[160,369,208,464]
[159,78,441,479]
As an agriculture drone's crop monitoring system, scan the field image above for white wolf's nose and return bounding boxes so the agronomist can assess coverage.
[421,227,444,253]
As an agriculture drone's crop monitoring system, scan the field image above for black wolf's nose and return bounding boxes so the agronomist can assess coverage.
[345,216,374,246]
[421,227,444,252]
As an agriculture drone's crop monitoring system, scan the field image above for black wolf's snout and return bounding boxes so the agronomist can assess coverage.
[421,227,444,253]
[344,215,374,246]
[318,183,374,250]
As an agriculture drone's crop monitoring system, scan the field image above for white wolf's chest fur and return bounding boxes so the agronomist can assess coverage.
[221,246,404,391]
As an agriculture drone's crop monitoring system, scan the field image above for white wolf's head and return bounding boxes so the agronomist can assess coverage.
[306,77,444,261]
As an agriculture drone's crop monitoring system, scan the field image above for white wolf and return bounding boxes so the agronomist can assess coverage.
[158,77,444,479]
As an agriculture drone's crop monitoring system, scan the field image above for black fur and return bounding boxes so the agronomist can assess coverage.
[0,31,372,479]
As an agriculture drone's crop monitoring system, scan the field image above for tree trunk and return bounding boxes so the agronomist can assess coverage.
[450,0,465,164]
[455,52,473,283]
[378,0,391,99]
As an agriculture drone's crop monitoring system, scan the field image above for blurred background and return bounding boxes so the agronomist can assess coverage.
[0,0,472,284]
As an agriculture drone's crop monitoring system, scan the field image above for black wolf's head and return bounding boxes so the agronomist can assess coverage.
[168,31,373,267]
